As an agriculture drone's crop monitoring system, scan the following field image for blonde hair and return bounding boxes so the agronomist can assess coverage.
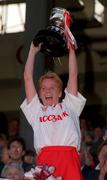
[39,71,63,91]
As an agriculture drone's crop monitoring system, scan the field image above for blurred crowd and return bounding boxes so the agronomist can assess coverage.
[0,116,36,180]
[80,114,107,180]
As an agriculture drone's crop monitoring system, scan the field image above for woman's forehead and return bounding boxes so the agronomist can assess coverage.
[41,78,58,85]
[10,141,22,146]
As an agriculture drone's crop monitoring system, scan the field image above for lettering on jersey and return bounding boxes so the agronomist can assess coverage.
[39,111,69,122]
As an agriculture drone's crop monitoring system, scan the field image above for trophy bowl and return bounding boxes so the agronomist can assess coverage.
[33,7,70,57]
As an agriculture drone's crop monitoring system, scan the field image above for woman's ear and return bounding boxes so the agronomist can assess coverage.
[59,91,62,98]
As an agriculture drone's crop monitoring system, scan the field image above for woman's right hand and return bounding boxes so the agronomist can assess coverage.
[30,42,43,54]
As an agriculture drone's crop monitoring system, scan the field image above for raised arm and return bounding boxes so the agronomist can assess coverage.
[24,43,41,104]
[66,48,78,96]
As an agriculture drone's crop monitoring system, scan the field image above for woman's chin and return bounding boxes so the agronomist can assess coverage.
[44,100,54,106]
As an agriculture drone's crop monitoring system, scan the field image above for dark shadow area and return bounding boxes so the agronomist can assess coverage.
[79,45,103,127]
[0,112,8,136]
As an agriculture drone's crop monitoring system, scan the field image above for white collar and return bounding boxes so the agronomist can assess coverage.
[95,163,100,170]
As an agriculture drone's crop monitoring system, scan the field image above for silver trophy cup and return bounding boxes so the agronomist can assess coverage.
[33,7,71,57]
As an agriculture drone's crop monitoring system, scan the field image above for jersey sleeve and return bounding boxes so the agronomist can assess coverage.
[20,94,41,126]
[63,89,86,117]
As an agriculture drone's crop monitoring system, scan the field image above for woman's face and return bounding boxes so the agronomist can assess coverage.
[39,78,62,106]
